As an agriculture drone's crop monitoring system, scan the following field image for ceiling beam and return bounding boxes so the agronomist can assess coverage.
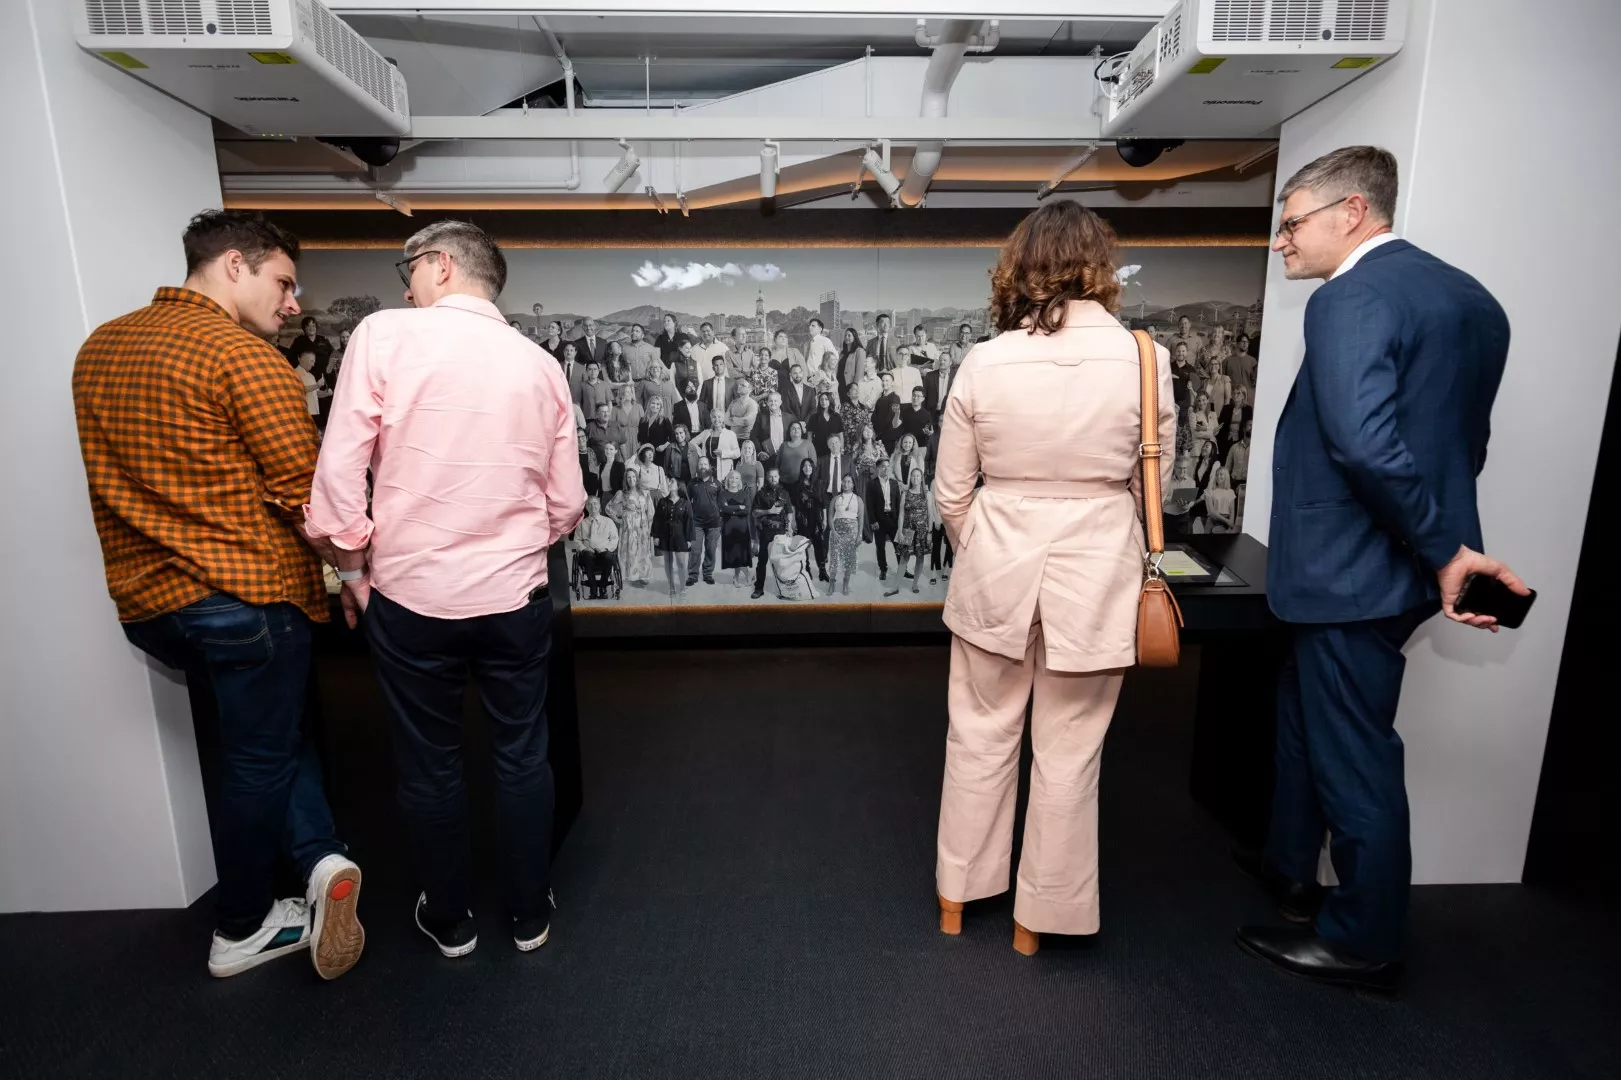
[332,3,1173,17]
[408,113,1105,142]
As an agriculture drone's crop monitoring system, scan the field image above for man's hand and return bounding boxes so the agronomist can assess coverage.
[339,579,371,630]
[1438,545,1529,633]
[296,521,341,567]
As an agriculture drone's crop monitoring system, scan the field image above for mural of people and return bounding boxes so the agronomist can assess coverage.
[291,244,1266,606]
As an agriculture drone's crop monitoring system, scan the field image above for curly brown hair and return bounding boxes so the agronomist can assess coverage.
[989,201,1122,335]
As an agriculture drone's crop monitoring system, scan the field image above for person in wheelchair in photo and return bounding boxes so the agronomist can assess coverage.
[574,496,620,600]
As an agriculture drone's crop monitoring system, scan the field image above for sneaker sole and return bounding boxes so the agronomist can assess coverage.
[208,937,310,979]
[415,906,478,959]
[311,864,366,980]
[514,925,551,952]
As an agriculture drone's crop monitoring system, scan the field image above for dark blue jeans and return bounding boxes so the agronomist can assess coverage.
[362,589,555,926]
[123,595,344,939]
[1264,604,1437,963]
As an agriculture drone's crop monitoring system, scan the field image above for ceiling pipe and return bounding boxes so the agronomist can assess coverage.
[897,19,997,208]
[509,15,579,191]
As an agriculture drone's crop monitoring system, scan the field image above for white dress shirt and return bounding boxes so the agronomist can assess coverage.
[893,363,923,403]
[1331,231,1400,280]
[694,340,729,374]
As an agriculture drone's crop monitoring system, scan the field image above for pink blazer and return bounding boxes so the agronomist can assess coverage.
[933,300,1176,672]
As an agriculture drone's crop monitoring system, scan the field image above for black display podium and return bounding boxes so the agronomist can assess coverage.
[568,532,1287,850]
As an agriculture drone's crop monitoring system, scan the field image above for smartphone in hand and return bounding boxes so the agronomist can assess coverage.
[1454,573,1537,629]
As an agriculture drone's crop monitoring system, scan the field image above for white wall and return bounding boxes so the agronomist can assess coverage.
[0,0,223,911]
[1246,0,1621,883]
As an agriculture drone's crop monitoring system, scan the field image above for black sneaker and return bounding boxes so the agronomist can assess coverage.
[514,889,556,952]
[414,893,477,958]
[751,588,765,599]
[514,915,551,952]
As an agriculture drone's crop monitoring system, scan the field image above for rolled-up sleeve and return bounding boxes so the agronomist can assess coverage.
[305,316,383,551]
[219,341,320,522]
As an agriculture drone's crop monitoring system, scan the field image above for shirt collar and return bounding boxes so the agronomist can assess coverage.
[431,293,507,322]
[1331,232,1400,280]
[153,286,234,323]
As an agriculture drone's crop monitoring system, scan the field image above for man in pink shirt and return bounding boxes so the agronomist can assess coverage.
[306,221,585,960]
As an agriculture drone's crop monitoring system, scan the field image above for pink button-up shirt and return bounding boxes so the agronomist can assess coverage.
[306,294,586,619]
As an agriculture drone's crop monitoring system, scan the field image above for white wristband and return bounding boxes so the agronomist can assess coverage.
[335,567,368,582]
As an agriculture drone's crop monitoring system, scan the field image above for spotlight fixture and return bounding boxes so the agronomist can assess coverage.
[861,146,902,203]
[760,139,780,199]
[1116,139,1184,168]
[604,139,641,193]
[678,192,690,218]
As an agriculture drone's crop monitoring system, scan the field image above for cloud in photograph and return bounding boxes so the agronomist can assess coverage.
[631,260,787,291]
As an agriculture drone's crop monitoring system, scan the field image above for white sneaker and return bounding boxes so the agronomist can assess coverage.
[306,853,365,980]
[207,898,310,978]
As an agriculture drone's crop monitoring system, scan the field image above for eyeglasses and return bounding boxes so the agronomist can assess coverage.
[1274,196,1349,241]
[394,249,445,286]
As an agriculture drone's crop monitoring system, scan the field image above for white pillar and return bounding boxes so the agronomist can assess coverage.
[0,0,224,911]
[1245,0,1621,883]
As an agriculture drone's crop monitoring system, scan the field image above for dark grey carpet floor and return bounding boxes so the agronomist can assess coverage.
[2,644,1617,1080]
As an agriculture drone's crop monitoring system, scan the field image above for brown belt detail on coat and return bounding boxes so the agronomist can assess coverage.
[981,477,1130,499]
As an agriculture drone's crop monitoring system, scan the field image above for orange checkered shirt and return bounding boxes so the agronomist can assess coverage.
[73,287,328,623]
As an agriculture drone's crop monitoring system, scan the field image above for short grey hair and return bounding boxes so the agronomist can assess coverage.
[1278,145,1398,224]
[403,220,508,298]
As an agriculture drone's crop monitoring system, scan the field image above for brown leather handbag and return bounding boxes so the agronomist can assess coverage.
[1132,329,1184,667]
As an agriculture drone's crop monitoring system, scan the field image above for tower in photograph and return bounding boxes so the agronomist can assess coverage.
[819,291,841,335]
[751,289,770,348]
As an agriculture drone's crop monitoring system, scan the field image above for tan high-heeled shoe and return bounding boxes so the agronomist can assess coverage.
[1012,921,1040,956]
[938,893,965,935]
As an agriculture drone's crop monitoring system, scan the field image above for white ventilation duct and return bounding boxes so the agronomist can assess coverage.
[897,19,999,208]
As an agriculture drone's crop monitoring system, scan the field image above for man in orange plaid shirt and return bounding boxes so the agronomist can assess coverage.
[72,210,364,981]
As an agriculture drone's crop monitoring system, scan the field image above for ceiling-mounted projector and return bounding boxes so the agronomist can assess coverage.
[1103,0,1409,140]
[75,0,409,137]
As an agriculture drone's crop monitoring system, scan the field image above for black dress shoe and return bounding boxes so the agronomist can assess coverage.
[1232,847,1325,925]
[1235,926,1402,996]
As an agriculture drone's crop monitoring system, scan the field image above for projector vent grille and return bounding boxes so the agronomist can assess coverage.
[1268,0,1325,41]
[147,0,204,35]
[1210,0,1266,42]
[1158,8,1184,66]
[84,0,145,34]
[307,0,396,113]
[215,0,272,35]
[1335,0,1392,41]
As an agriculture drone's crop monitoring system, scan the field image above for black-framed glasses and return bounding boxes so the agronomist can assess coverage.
[1275,196,1349,241]
[394,249,444,286]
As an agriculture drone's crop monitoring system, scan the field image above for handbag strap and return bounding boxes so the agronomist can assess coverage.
[1132,329,1166,560]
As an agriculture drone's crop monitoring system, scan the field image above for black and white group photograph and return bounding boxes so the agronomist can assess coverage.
[290,244,1266,607]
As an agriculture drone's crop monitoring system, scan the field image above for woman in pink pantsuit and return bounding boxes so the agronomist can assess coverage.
[933,202,1175,955]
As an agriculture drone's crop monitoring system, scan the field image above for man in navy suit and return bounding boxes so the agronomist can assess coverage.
[1237,147,1528,994]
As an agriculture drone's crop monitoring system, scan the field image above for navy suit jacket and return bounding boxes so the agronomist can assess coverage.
[1267,239,1508,624]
